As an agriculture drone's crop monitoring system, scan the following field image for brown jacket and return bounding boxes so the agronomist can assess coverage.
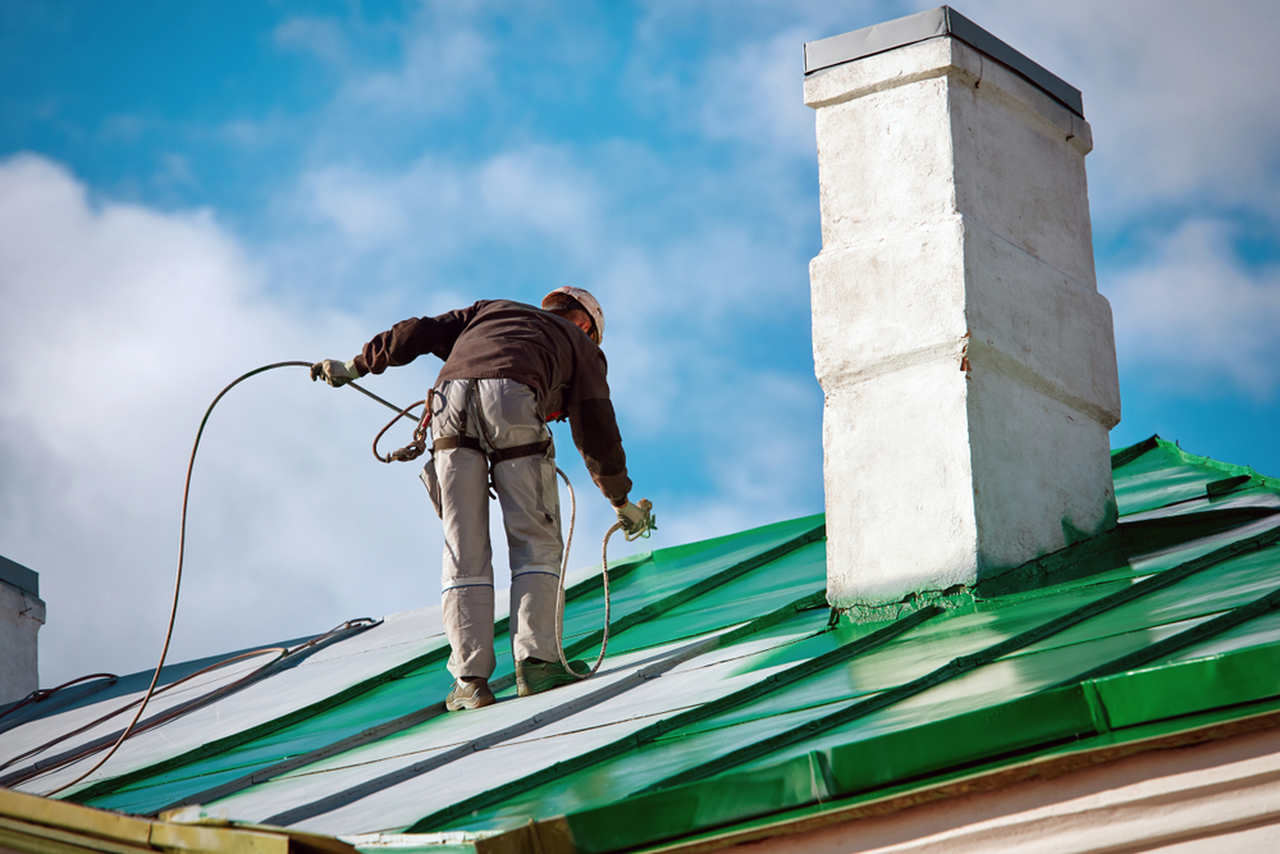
[352,300,631,504]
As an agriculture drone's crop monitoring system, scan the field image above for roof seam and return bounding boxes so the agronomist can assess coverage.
[1110,435,1161,469]
[976,508,1280,598]
[1054,585,1280,688]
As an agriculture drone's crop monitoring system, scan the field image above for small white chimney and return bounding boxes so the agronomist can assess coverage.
[804,7,1121,606]
[1,556,45,704]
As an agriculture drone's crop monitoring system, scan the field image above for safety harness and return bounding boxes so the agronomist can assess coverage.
[374,381,558,496]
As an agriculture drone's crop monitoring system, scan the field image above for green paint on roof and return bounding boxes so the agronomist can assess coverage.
[9,436,1280,852]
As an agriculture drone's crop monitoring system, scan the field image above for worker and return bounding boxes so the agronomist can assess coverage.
[311,287,649,711]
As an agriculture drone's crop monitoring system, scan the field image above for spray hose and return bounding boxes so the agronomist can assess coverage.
[552,476,652,680]
[36,361,643,795]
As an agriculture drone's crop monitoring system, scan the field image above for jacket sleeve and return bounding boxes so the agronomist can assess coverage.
[351,304,478,375]
[567,347,632,504]
[570,399,632,505]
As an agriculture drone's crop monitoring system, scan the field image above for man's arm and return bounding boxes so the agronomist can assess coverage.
[351,304,478,376]
[569,398,632,505]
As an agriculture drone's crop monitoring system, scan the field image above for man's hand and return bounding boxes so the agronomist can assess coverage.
[311,359,360,387]
[615,500,654,539]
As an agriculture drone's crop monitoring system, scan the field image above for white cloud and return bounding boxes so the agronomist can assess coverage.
[476,150,602,254]
[697,27,815,156]
[98,114,152,143]
[297,163,422,246]
[156,153,197,189]
[339,24,494,116]
[274,15,352,68]
[294,146,601,255]
[1105,219,1280,399]
[213,115,295,150]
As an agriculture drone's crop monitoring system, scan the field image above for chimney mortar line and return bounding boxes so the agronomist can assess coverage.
[814,339,969,389]
[815,339,1119,430]
[804,64,953,110]
[961,339,1121,429]
[816,221,1098,292]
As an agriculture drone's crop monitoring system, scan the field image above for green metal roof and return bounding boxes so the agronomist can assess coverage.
[4,436,1280,852]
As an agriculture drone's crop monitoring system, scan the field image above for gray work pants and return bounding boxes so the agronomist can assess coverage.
[420,378,563,679]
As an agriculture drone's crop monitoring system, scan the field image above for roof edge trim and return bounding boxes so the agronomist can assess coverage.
[614,703,1280,854]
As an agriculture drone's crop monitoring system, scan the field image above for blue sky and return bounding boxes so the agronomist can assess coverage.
[2,1,1278,686]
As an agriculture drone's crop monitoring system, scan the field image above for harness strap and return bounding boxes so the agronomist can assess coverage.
[432,435,483,453]
[431,436,550,463]
[432,435,552,499]
[432,435,551,462]
[488,439,552,463]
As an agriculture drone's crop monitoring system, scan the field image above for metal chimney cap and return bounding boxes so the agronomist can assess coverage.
[804,6,1084,118]
[0,555,38,598]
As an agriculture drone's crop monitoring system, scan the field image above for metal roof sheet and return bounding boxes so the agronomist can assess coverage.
[4,437,1280,851]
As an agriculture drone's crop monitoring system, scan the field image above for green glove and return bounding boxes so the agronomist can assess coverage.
[311,359,360,387]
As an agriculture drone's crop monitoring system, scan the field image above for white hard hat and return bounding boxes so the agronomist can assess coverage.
[542,285,605,344]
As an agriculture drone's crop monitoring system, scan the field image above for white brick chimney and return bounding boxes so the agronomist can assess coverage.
[805,7,1121,606]
[1,556,45,704]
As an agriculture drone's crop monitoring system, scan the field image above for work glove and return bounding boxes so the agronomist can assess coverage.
[615,500,654,539]
[311,359,360,388]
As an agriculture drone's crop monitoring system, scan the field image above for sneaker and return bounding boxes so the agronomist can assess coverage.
[445,677,495,711]
[515,658,589,697]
